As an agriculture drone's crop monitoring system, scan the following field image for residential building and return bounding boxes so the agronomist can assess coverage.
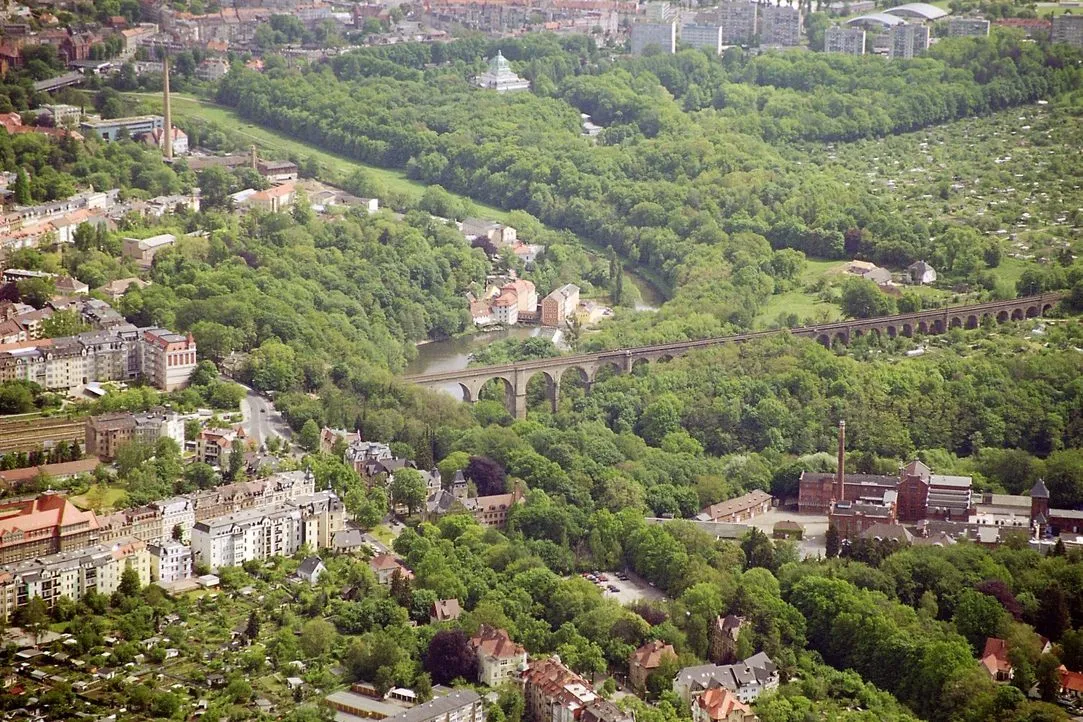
[470,625,527,687]
[122,233,176,266]
[41,103,82,125]
[345,439,413,478]
[692,688,753,722]
[824,25,865,55]
[140,327,197,391]
[946,17,990,37]
[80,115,163,142]
[195,57,230,81]
[85,408,184,461]
[759,4,800,46]
[235,183,296,213]
[0,459,100,490]
[696,490,772,523]
[0,492,100,565]
[980,637,1012,682]
[97,503,161,544]
[463,219,517,246]
[189,470,314,522]
[297,556,326,585]
[0,537,149,622]
[713,2,757,45]
[523,656,634,722]
[191,504,303,571]
[673,653,779,706]
[292,490,346,549]
[370,553,413,584]
[708,614,746,664]
[889,23,929,59]
[151,496,195,543]
[148,540,191,583]
[993,17,1051,38]
[906,260,936,285]
[491,291,519,325]
[257,160,299,182]
[471,488,524,530]
[681,23,722,53]
[1052,14,1083,47]
[196,427,242,468]
[54,276,89,295]
[630,21,677,54]
[541,284,580,327]
[139,126,188,156]
[630,640,677,691]
[473,51,531,92]
[430,598,463,623]
[337,689,484,722]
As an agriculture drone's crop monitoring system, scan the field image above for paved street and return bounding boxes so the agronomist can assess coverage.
[238,387,293,448]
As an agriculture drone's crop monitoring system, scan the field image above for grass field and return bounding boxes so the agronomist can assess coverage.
[70,485,128,512]
[124,92,512,221]
[754,258,846,328]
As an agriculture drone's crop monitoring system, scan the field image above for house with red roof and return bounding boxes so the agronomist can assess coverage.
[629,639,677,692]
[0,492,100,564]
[469,625,527,686]
[980,637,1012,682]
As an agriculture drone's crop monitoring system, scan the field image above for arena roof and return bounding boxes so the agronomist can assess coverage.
[845,12,908,27]
[884,3,949,20]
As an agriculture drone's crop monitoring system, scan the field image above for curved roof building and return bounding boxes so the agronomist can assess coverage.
[845,12,908,28]
[884,3,949,20]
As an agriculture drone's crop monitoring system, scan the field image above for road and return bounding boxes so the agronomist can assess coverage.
[239,388,293,448]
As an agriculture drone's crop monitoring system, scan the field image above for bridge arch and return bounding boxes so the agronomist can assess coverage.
[631,357,650,375]
[1043,303,1053,314]
[997,311,1009,323]
[1026,305,1039,318]
[917,321,929,334]
[932,319,945,334]
[817,334,831,347]
[886,325,897,338]
[833,331,848,346]
[902,323,913,337]
[949,316,962,329]
[524,369,559,414]
[965,315,979,329]
[592,361,622,384]
[1011,308,1024,321]
[457,382,475,403]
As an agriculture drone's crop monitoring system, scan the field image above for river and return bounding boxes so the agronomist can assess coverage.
[405,326,565,399]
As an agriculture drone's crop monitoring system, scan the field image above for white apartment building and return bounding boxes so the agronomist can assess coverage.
[191,504,304,571]
[681,23,723,53]
[140,327,198,391]
[889,23,929,59]
[292,490,346,550]
[0,538,150,622]
[148,541,192,583]
[759,4,800,46]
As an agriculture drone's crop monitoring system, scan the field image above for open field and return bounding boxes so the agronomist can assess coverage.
[123,92,512,221]
[70,485,127,511]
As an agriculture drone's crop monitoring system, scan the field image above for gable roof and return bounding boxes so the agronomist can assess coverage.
[631,639,676,670]
[431,598,462,621]
[297,556,324,576]
[470,625,526,660]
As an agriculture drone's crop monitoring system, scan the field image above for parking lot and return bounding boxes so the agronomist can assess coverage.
[581,570,667,605]
[746,510,830,560]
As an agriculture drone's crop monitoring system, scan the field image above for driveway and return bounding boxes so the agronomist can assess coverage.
[589,570,666,605]
[746,510,830,560]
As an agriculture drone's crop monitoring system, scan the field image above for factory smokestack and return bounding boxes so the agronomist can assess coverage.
[836,420,846,502]
[162,57,172,160]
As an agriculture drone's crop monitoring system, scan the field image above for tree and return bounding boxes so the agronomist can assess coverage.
[391,468,427,516]
[1037,584,1071,641]
[171,524,183,542]
[1036,653,1062,702]
[299,419,321,452]
[424,629,478,684]
[953,589,1007,653]
[117,566,142,598]
[13,167,30,205]
[825,524,840,559]
[246,610,261,641]
[17,596,48,646]
[840,278,895,319]
[299,618,335,658]
[226,439,246,481]
[198,166,234,210]
[226,677,253,703]
[17,278,56,309]
[464,456,507,496]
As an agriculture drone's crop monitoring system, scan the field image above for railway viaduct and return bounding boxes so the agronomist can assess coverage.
[403,293,1065,419]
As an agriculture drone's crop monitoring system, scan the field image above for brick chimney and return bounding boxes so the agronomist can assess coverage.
[836,420,846,502]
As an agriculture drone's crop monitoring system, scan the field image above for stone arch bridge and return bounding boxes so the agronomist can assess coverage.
[403,293,1064,419]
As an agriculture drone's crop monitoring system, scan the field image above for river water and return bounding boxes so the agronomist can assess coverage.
[405,269,666,399]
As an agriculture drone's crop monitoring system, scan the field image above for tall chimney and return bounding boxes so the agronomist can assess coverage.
[252,144,258,170]
[162,57,173,160]
[836,420,846,501]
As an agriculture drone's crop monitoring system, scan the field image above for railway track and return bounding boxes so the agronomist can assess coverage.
[0,415,86,453]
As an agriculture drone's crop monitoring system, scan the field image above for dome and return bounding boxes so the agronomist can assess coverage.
[487,51,511,75]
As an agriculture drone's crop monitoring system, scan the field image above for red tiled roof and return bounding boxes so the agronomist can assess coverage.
[0,493,99,542]
[696,688,749,721]
[470,625,525,660]
[631,639,675,671]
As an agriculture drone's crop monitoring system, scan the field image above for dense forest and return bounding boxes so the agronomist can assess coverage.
[214,32,1083,344]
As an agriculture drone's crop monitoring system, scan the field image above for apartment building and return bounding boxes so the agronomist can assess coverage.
[0,537,149,622]
[524,657,633,722]
[148,540,191,583]
[121,233,176,266]
[681,23,723,52]
[1052,14,1083,47]
[673,653,779,706]
[0,492,100,565]
[152,496,195,543]
[470,625,528,687]
[191,504,304,571]
[889,23,929,59]
[541,284,580,327]
[824,25,866,54]
[0,324,194,392]
[293,490,346,550]
[715,2,757,45]
[85,408,185,461]
[141,328,197,391]
[196,427,241,468]
[630,21,677,54]
[759,4,800,46]
[189,470,315,522]
[946,17,990,36]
